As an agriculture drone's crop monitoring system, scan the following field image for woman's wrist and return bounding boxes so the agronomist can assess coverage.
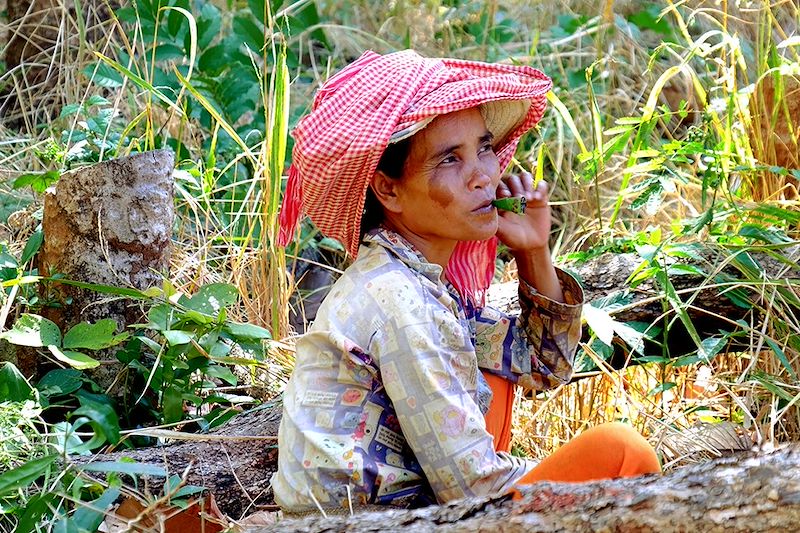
[513,247,564,303]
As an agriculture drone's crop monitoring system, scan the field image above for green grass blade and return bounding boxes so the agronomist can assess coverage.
[0,455,57,495]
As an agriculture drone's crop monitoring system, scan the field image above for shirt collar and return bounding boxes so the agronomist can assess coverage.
[362,227,444,283]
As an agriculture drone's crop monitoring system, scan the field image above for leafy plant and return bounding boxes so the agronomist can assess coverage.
[122,282,271,426]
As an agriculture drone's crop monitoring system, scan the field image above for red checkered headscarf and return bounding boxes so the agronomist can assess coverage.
[278,50,552,306]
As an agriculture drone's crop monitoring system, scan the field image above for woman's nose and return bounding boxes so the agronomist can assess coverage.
[469,166,493,190]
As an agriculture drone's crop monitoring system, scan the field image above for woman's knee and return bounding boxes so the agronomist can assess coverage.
[586,422,661,476]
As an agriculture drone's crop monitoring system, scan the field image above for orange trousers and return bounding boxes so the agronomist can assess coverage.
[482,372,661,485]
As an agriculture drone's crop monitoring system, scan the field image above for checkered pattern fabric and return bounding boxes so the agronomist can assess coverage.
[278,49,552,305]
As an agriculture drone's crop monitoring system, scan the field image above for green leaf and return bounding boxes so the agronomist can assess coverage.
[0,251,18,270]
[699,335,729,362]
[83,61,124,88]
[247,0,268,24]
[317,237,345,253]
[752,371,795,402]
[15,493,57,533]
[198,43,228,73]
[614,322,645,356]
[58,103,82,118]
[21,229,44,263]
[115,6,137,23]
[146,303,174,331]
[75,390,120,444]
[203,364,237,385]
[178,283,239,316]
[49,346,100,370]
[79,461,167,477]
[197,3,221,49]
[223,321,271,340]
[70,487,121,533]
[667,264,706,276]
[0,362,34,401]
[766,338,798,381]
[233,15,265,52]
[583,304,615,346]
[153,43,186,62]
[50,278,147,298]
[50,421,88,455]
[163,329,194,346]
[173,483,206,499]
[739,224,793,245]
[63,319,129,350]
[162,386,184,424]
[86,95,110,106]
[0,454,57,495]
[648,382,677,397]
[0,313,61,347]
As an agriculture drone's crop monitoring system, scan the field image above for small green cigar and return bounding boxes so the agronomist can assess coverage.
[491,196,527,215]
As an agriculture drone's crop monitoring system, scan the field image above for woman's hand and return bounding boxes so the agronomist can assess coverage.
[495,172,564,302]
[495,172,551,253]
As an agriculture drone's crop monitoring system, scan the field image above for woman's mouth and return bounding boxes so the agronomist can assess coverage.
[472,199,496,215]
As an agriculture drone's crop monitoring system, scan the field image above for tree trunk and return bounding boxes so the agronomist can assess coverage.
[251,444,800,532]
[35,149,174,387]
[488,247,800,365]
[72,400,284,521]
[74,399,800,531]
[2,0,117,130]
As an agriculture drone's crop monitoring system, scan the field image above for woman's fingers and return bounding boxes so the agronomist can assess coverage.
[503,172,528,197]
[496,180,512,198]
[529,180,548,206]
[498,172,548,204]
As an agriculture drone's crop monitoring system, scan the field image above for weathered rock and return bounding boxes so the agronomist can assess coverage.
[38,149,174,385]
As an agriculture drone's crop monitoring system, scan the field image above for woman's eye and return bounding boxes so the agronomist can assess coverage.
[479,143,494,154]
[441,155,458,165]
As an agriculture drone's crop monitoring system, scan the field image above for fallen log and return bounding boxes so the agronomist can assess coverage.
[249,444,800,533]
[488,247,800,364]
[74,397,794,532]
[71,400,283,520]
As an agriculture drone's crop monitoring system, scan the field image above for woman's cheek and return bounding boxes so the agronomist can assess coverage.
[427,175,455,209]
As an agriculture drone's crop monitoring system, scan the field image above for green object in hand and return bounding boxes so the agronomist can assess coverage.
[492,196,527,215]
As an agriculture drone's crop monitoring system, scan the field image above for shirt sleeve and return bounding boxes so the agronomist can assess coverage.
[370,300,534,503]
[474,268,584,390]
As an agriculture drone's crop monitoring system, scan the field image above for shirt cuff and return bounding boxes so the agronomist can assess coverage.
[518,267,584,318]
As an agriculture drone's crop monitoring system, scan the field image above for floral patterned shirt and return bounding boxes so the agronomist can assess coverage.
[272,228,584,512]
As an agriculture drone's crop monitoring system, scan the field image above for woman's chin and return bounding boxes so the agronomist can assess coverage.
[464,219,499,242]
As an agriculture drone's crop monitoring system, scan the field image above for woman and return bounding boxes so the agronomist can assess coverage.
[273,50,660,515]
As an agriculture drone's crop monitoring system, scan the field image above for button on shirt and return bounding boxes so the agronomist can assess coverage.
[272,228,584,512]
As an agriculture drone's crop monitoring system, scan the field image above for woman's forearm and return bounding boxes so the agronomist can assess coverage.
[514,248,564,303]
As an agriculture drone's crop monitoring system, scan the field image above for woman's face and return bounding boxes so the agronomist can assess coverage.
[378,107,502,263]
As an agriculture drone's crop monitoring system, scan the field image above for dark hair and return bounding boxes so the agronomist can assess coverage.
[359,137,412,240]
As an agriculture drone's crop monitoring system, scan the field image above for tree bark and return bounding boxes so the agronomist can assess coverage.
[250,444,800,533]
[74,399,800,532]
[35,149,174,387]
[71,400,284,521]
[488,247,800,363]
[2,0,118,130]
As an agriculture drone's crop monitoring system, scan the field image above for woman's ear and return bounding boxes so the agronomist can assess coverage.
[370,171,403,214]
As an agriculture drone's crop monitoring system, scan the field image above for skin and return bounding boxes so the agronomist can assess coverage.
[370,107,564,303]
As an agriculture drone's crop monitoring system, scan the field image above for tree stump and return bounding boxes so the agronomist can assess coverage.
[38,149,174,386]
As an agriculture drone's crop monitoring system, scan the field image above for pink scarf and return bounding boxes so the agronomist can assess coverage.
[278,50,551,306]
